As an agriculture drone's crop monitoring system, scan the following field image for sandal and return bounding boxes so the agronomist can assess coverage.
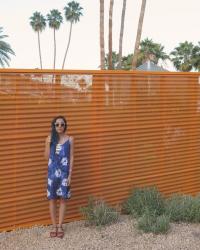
[57,225,64,239]
[50,225,57,238]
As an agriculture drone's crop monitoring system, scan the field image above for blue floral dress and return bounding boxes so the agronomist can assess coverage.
[47,139,71,200]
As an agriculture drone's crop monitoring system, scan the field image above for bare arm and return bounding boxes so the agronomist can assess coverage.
[69,136,74,178]
[44,135,51,160]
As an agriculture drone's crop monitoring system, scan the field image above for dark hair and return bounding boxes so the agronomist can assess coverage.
[50,115,67,146]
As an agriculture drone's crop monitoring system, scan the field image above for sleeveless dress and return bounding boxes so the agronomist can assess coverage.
[47,138,71,200]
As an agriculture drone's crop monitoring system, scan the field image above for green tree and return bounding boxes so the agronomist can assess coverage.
[30,12,46,69]
[132,0,147,69]
[137,38,169,66]
[0,27,15,67]
[192,42,200,72]
[62,1,83,69]
[170,41,196,72]
[105,51,132,70]
[105,51,119,69]
[105,38,169,70]
[47,9,63,69]
[122,53,133,70]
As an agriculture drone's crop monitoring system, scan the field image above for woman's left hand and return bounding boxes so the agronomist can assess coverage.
[67,175,71,186]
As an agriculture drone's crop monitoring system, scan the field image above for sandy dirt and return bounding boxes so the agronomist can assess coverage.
[1,215,200,250]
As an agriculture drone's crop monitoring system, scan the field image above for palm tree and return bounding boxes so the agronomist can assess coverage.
[137,38,169,66]
[105,51,133,70]
[131,0,147,69]
[0,27,15,67]
[62,1,83,69]
[105,51,119,69]
[105,38,169,70]
[170,41,195,72]
[118,0,127,69]
[30,12,46,69]
[122,53,133,70]
[47,9,63,69]
[192,42,200,72]
[100,0,105,69]
[108,0,114,69]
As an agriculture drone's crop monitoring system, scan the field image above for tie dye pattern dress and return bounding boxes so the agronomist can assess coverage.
[47,139,71,200]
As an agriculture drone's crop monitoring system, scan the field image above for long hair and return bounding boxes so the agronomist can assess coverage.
[50,115,67,146]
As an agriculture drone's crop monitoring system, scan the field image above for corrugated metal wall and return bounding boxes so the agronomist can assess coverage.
[1,69,200,232]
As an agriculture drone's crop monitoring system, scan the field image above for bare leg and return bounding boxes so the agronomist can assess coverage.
[57,198,67,238]
[49,199,57,226]
[58,198,67,227]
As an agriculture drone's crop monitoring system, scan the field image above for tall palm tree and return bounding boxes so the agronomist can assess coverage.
[30,12,46,69]
[0,27,15,67]
[47,9,63,69]
[62,1,83,69]
[100,0,105,69]
[108,0,114,69]
[170,41,195,72]
[131,0,147,69]
[118,0,127,69]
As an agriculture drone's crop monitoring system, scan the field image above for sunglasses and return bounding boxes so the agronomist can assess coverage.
[54,123,65,128]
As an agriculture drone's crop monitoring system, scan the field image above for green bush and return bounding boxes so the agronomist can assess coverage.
[165,193,200,223]
[80,188,200,235]
[153,214,171,234]
[80,197,119,227]
[165,194,195,222]
[122,186,165,217]
[137,208,170,234]
[191,194,200,222]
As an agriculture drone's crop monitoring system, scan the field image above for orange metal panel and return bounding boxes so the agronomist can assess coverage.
[1,70,200,232]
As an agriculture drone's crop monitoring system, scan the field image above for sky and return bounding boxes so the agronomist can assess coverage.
[1,0,200,70]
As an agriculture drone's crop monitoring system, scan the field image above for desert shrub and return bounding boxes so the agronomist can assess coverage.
[165,194,195,222]
[137,208,170,234]
[80,197,119,227]
[191,194,200,222]
[122,186,165,217]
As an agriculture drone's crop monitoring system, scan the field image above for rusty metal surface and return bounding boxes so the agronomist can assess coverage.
[1,70,200,232]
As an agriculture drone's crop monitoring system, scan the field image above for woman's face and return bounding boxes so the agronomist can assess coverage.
[54,118,65,134]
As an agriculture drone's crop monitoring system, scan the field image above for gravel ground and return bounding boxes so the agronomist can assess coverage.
[1,215,200,250]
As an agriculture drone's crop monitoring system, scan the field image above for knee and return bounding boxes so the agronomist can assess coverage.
[49,199,57,205]
[60,198,66,204]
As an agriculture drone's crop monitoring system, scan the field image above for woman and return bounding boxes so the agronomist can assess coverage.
[44,115,74,238]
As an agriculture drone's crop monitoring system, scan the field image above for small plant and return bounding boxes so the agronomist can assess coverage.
[80,197,119,227]
[191,194,200,222]
[152,214,170,234]
[165,194,195,222]
[122,186,165,217]
[137,208,170,234]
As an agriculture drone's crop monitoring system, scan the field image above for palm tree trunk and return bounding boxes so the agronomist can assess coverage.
[118,0,127,69]
[62,21,73,69]
[100,0,105,70]
[37,31,43,69]
[53,28,56,69]
[131,0,147,70]
[108,0,114,69]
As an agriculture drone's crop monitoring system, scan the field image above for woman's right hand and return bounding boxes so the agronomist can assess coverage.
[46,135,51,145]
[44,135,51,160]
